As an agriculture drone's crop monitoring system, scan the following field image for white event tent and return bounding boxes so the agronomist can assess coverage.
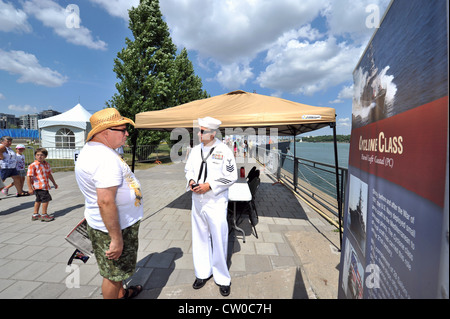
[38,103,92,159]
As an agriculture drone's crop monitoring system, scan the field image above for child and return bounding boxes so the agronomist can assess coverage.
[2,144,28,196]
[27,148,58,222]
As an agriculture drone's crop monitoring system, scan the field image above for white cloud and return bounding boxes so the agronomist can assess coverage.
[160,0,328,91]
[257,36,363,95]
[337,117,351,126]
[8,104,38,113]
[82,0,391,95]
[338,84,354,100]
[215,62,254,90]
[336,117,351,135]
[23,0,107,50]
[254,0,389,96]
[0,0,31,33]
[161,0,327,64]
[323,0,391,43]
[159,0,391,95]
[88,0,138,21]
[330,84,354,103]
[0,93,5,100]
[0,49,68,87]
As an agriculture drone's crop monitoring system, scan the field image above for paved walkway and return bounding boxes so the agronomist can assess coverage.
[0,159,340,299]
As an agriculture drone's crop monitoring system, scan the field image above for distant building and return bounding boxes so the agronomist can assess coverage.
[40,109,61,118]
[2,109,60,129]
[20,114,40,129]
[0,113,20,129]
[19,109,61,129]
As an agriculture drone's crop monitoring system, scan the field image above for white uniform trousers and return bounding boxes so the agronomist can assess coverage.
[191,193,231,286]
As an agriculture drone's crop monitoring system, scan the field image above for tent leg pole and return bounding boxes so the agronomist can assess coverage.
[293,139,298,192]
[131,130,138,173]
[331,123,342,250]
[290,127,298,193]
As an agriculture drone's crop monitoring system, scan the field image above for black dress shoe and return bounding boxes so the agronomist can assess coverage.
[193,277,210,289]
[219,285,230,296]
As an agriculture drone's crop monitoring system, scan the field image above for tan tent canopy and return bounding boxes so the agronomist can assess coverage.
[133,90,342,242]
[135,90,336,135]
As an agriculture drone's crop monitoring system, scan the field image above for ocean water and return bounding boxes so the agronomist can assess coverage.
[280,142,350,197]
[289,142,349,168]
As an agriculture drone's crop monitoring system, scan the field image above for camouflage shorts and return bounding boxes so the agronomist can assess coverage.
[87,221,140,282]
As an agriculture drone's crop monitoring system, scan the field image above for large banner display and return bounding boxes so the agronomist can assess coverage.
[338,0,448,299]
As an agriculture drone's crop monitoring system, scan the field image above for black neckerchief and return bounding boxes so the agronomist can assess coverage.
[197,146,215,183]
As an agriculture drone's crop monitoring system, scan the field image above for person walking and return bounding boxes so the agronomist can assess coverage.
[0,177,4,200]
[2,144,27,196]
[27,148,58,222]
[75,108,143,299]
[243,140,248,158]
[185,116,238,296]
[0,136,27,197]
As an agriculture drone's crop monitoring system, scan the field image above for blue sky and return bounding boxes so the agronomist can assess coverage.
[0,0,390,136]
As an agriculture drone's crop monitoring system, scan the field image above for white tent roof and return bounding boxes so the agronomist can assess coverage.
[38,103,92,130]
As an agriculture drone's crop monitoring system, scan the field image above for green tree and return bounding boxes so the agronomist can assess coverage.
[171,48,209,106]
[301,135,351,143]
[107,0,208,147]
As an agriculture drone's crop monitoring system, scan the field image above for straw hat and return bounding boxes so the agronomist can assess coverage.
[86,108,135,142]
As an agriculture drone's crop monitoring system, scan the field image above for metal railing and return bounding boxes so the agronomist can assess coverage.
[21,144,347,202]
[122,144,171,166]
[21,144,347,223]
[20,146,83,172]
[18,145,169,172]
[255,146,348,227]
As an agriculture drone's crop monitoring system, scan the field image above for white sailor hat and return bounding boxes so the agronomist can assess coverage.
[198,116,221,129]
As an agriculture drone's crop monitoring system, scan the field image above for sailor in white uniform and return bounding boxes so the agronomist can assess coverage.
[185,116,237,296]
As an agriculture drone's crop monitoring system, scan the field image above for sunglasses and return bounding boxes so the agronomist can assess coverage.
[108,128,128,133]
[199,129,213,135]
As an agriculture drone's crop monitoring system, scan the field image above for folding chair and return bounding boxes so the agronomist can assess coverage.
[247,166,260,183]
[247,166,257,181]
[247,176,260,231]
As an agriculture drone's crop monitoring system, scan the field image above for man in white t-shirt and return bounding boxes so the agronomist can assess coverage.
[75,108,143,299]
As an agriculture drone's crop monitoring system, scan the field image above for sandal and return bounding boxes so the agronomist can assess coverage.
[120,285,143,299]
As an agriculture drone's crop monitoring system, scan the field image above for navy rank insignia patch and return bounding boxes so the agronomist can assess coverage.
[226,159,234,172]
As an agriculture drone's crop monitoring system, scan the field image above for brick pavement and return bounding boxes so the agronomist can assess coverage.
[0,158,340,299]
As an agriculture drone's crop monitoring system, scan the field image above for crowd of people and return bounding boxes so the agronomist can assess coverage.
[223,138,249,158]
